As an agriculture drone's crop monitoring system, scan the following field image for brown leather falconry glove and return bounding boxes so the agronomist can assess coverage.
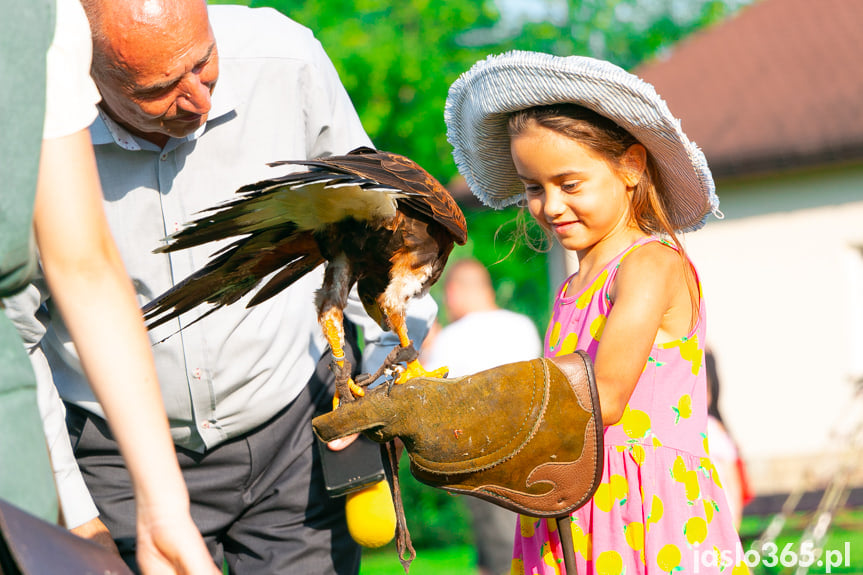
[312,351,604,517]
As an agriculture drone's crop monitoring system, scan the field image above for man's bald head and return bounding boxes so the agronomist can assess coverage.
[80,0,218,146]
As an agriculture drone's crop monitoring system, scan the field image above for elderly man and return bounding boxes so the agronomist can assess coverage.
[5,0,435,573]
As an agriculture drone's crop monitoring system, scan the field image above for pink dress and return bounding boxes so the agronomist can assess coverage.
[512,237,746,575]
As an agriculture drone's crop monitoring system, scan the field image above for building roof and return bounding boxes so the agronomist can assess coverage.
[635,0,863,178]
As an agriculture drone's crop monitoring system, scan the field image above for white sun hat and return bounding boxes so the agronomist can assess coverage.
[444,50,720,232]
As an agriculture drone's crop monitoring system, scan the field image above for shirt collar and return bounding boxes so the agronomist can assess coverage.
[89,69,240,150]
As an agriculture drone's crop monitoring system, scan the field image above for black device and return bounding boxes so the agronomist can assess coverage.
[317,432,387,497]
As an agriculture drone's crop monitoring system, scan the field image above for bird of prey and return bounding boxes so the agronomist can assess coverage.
[142,147,467,406]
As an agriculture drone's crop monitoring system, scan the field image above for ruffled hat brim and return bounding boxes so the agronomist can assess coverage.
[445,51,718,233]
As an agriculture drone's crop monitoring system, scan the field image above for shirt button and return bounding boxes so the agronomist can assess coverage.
[201,421,211,429]
[192,368,202,379]
[160,153,168,161]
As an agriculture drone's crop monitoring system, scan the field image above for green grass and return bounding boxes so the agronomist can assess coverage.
[360,543,476,575]
[738,508,863,575]
[353,509,863,575]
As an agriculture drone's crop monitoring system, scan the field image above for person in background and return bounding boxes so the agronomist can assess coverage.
[705,349,754,528]
[422,257,542,575]
[3,0,436,573]
[0,0,217,573]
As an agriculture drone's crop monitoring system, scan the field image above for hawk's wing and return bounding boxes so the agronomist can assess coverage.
[143,148,466,330]
[272,147,467,246]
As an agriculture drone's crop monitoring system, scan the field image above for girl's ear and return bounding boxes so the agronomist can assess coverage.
[621,144,647,188]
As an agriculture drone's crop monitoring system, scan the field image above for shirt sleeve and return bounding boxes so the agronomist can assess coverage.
[34,345,99,528]
[3,282,99,528]
[43,0,101,140]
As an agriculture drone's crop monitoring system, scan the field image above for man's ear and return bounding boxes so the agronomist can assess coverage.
[621,144,647,187]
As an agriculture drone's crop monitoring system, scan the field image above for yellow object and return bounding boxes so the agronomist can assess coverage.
[684,516,708,546]
[624,521,645,551]
[595,550,624,575]
[656,543,682,572]
[620,406,651,439]
[345,480,397,548]
[647,495,663,531]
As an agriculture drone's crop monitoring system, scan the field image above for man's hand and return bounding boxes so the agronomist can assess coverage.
[70,517,121,556]
[326,433,359,451]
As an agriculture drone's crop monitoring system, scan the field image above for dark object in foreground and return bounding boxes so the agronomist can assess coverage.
[316,433,386,498]
[141,147,467,404]
[0,498,133,575]
[313,351,603,517]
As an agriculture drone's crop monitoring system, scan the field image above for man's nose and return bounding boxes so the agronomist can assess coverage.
[178,76,212,115]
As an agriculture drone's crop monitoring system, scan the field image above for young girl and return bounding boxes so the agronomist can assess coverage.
[445,52,746,574]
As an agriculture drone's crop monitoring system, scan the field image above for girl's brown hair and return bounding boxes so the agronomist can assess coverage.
[507,104,700,325]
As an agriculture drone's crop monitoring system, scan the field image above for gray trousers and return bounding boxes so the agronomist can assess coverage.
[66,355,361,575]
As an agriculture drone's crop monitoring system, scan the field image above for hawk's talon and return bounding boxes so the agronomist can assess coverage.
[395,359,449,384]
[330,358,364,410]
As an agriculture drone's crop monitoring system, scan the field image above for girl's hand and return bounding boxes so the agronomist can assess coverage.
[135,503,220,575]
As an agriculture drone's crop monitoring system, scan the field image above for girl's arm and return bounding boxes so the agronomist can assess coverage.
[33,129,219,575]
[591,242,694,425]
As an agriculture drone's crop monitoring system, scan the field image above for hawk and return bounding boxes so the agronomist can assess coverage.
[142,147,467,405]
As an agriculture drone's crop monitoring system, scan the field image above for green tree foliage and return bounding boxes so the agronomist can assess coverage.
[235,0,500,181]
[217,0,749,183]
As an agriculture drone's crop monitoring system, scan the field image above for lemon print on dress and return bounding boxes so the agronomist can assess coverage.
[519,514,538,537]
[699,457,723,488]
[683,470,701,502]
[624,521,646,563]
[656,543,683,573]
[645,355,666,371]
[684,516,708,546]
[548,321,561,350]
[629,444,646,466]
[670,456,700,503]
[590,314,607,341]
[672,394,692,424]
[510,558,524,575]
[677,335,703,375]
[575,270,608,309]
[647,495,664,531]
[703,498,719,523]
[671,455,688,481]
[596,550,625,575]
[594,474,629,512]
[540,541,562,575]
[555,333,578,357]
[618,405,651,440]
[732,560,752,575]
[570,521,592,558]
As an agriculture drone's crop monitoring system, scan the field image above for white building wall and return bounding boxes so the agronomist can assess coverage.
[683,163,863,493]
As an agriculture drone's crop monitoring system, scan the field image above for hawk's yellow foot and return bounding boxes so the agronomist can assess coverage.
[394,359,449,384]
[333,378,365,410]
